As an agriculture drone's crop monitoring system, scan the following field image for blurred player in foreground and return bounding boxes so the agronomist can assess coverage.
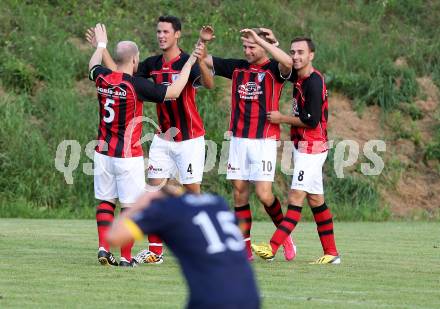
[107,186,260,309]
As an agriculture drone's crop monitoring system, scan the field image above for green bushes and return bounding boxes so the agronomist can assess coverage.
[1,0,439,220]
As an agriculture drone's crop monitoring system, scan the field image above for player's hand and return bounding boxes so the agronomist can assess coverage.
[199,25,215,43]
[240,28,260,43]
[259,27,279,46]
[193,41,207,61]
[266,111,283,124]
[94,23,108,46]
[85,27,97,48]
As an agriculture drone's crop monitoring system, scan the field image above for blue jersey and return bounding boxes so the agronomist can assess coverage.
[130,193,260,309]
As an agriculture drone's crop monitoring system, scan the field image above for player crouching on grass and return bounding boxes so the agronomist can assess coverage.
[252,37,340,264]
[107,185,261,309]
[87,23,200,267]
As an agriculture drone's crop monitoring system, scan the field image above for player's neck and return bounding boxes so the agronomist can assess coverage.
[297,64,313,79]
[253,56,269,66]
[116,64,134,76]
[163,45,181,62]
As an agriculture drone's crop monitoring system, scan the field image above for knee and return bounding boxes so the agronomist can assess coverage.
[255,187,274,206]
[287,190,306,206]
[233,186,249,205]
[307,194,324,207]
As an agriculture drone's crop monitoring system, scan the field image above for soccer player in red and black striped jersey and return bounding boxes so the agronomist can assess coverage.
[200,28,297,261]
[87,23,198,266]
[99,16,214,264]
[253,37,340,264]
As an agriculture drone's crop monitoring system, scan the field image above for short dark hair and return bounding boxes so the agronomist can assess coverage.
[291,37,315,52]
[157,16,181,32]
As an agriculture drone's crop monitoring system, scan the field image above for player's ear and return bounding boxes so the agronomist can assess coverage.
[175,30,181,40]
[309,51,315,61]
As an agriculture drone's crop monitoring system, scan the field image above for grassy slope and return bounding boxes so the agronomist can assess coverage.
[0,219,439,308]
[1,0,439,219]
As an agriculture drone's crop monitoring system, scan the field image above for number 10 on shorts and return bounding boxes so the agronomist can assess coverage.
[261,160,273,172]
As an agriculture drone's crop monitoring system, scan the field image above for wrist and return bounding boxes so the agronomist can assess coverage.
[97,42,107,49]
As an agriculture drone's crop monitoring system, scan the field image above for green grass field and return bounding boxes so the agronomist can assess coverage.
[1,219,439,308]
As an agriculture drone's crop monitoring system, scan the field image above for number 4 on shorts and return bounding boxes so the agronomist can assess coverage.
[187,163,193,175]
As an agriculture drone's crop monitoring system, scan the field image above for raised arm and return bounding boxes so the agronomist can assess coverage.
[240,28,292,76]
[164,50,198,99]
[88,23,108,70]
[196,26,216,89]
[86,27,117,71]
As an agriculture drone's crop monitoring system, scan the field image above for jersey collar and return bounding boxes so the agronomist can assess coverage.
[250,58,270,69]
[162,49,183,69]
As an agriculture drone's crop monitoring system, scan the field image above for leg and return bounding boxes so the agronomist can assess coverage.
[96,198,116,252]
[119,204,134,265]
[308,194,339,258]
[183,183,201,193]
[147,178,167,256]
[144,135,175,258]
[231,180,253,260]
[255,181,283,226]
[93,151,119,266]
[268,189,306,255]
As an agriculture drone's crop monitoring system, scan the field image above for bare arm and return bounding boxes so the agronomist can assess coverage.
[202,54,214,68]
[197,44,215,89]
[196,26,216,89]
[241,28,292,76]
[88,24,108,70]
[164,52,198,99]
[86,27,117,71]
[267,111,310,127]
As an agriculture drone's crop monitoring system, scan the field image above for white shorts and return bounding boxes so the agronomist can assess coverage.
[147,135,205,184]
[226,136,277,182]
[94,151,146,204]
[291,147,328,194]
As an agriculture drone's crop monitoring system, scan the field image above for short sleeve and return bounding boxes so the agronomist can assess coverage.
[190,62,201,85]
[135,59,152,79]
[287,69,298,83]
[89,65,111,81]
[131,76,167,103]
[212,57,244,79]
[267,60,289,83]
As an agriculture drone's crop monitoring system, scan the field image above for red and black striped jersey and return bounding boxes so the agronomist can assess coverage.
[136,52,205,142]
[213,57,287,139]
[89,65,167,158]
[289,69,329,154]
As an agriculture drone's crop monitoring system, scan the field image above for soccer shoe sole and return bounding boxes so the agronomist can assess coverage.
[310,255,341,264]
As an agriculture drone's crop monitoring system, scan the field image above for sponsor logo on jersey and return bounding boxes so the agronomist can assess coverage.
[97,85,127,98]
[238,82,263,100]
